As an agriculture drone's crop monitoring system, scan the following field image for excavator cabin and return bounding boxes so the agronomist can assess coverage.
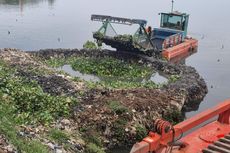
[160,11,189,38]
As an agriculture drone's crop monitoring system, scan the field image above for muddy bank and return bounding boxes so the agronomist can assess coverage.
[30,48,207,111]
[29,48,207,148]
[0,48,207,152]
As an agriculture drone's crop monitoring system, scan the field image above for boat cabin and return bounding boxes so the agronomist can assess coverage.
[149,11,190,50]
[160,11,189,37]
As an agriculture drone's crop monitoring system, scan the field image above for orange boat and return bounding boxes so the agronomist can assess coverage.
[154,11,198,60]
[130,99,230,153]
[162,37,198,60]
[168,47,197,64]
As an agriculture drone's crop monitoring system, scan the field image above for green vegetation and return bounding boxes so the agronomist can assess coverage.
[44,57,66,68]
[162,108,184,125]
[169,75,181,83]
[93,32,104,40]
[71,57,153,80]
[43,53,179,90]
[83,41,99,50]
[44,56,162,89]
[114,34,133,42]
[93,32,104,47]
[0,60,80,152]
[0,95,49,153]
[113,119,127,141]
[85,133,103,148]
[0,62,78,124]
[82,130,104,153]
[49,129,69,144]
[135,124,147,141]
[108,101,128,115]
[85,143,105,153]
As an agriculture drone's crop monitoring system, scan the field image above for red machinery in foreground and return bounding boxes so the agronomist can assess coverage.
[130,100,230,153]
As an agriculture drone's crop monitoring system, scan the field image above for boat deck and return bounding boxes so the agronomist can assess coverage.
[172,121,230,153]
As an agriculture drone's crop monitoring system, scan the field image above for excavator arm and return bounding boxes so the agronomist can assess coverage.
[91,14,157,55]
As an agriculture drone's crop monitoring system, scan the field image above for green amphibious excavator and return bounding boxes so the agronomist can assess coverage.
[90,10,198,60]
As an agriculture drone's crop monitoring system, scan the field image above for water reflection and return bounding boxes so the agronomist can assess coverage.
[0,0,56,13]
[57,65,100,82]
[169,50,197,64]
[0,0,56,6]
[48,0,55,6]
[57,65,169,84]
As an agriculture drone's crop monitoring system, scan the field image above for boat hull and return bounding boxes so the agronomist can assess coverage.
[162,38,198,60]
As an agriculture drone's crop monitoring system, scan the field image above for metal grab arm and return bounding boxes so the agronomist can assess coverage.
[91,14,147,26]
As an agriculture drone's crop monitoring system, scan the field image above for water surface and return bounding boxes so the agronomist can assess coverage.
[57,64,168,84]
[57,64,100,82]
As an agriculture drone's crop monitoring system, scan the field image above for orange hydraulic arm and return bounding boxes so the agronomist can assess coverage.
[130,99,230,153]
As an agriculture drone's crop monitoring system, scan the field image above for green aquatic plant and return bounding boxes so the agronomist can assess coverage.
[93,32,104,47]
[0,62,78,124]
[169,75,181,83]
[114,34,133,42]
[44,56,77,68]
[0,101,49,153]
[44,57,66,68]
[43,56,165,89]
[83,41,99,50]
[71,57,153,80]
